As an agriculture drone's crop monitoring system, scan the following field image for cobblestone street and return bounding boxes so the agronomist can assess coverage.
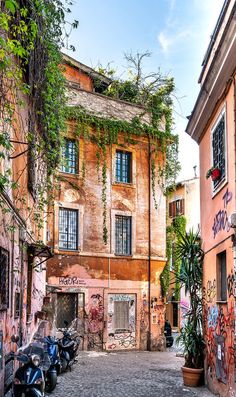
[50,351,215,397]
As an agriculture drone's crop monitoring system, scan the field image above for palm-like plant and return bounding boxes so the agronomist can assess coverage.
[176,229,205,369]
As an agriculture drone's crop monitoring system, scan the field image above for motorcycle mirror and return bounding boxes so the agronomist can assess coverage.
[64,320,69,327]
[11,335,20,344]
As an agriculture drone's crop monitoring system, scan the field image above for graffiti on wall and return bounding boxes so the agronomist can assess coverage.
[203,282,235,385]
[59,277,86,286]
[87,293,104,351]
[32,283,44,302]
[107,332,137,350]
[212,189,232,238]
[227,271,234,298]
[107,294,136,351]
[203,279,216,304]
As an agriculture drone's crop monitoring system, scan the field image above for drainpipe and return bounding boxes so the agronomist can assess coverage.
[147,135,151,351]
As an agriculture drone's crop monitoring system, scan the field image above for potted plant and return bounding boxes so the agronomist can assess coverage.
[176,230,205,387]
[206,166,221,181]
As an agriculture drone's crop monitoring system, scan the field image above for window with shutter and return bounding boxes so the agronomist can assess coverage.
[114,301,129,331]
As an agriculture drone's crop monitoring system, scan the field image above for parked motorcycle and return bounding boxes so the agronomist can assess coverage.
[12,336,50,397]
[57,319,82,372]
[44,336,60,392]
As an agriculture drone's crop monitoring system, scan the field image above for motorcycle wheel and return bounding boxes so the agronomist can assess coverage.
[60,357,68,373]
[45,371,57,393]
[20,389,43,397]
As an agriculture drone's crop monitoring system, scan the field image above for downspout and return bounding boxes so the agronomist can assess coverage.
[147,135,151,351]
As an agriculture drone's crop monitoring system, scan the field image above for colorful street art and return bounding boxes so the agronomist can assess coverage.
[203,276,235,385]
[107,294,136,351]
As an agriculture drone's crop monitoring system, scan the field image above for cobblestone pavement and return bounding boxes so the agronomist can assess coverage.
[49,351,215,397]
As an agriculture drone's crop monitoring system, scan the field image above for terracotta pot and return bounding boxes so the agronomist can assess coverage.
[211,168,221,181]
[181,366,204,387]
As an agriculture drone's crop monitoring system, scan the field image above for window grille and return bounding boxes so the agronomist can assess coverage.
[116,150,131,183]
[0,248,9,310]
[212,115,225,188]
[61,139,78,174]
[114,301,129,331]
[115,215,131,255]
[59,208,78,250]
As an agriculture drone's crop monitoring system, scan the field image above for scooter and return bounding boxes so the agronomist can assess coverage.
[44,336,60,392]
[57,320,81,372]
[12,336,50,397]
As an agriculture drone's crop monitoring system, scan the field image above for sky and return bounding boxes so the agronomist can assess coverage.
[65,0,225,181]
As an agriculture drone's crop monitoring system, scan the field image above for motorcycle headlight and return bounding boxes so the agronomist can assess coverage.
[31,354,41,367]
[34,378,43,384]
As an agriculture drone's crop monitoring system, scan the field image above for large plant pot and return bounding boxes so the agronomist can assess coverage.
[182,366,204,387]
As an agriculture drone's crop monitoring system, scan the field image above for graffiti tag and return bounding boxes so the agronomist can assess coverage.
[59,277,86,286]
[212,189,232,238]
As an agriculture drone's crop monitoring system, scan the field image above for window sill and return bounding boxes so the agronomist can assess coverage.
[212,178,227,198]
[114,253,133,257]
[216,300,227,304]
[112,182,135,189]
[59,171,80,178]
[56,248,81,255]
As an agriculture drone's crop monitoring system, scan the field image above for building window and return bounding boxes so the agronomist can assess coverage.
[114,301,129,331]
[15,292,20,318]
[59,208,78,250]
[60,139,78,174]
[169,199,184,218]
[0,248,9,310]
[115,215,132,255]
[212,113,226,188]
[116,150,131,183]
[56,293,78,328]
[217,251,227,301]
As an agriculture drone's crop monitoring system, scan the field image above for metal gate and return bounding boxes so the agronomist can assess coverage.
[56,293,78,328]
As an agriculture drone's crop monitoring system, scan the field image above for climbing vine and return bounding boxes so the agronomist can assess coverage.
[66,52,180,242]
[160,215,186,300]
[0,0,77,236]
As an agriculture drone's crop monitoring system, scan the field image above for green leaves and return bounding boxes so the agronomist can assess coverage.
[5,0,18,14]
[175,229,204,369]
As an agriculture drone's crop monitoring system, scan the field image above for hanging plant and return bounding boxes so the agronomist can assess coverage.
[206,166,221,181]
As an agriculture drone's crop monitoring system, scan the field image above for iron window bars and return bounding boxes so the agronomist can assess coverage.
[59,208,79,250]
[115,215,132,255]
[61,139,78,174]
[116,150,131,183]
[212,114,225,188]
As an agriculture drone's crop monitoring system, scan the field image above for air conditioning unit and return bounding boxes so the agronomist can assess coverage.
[229,213,236,228]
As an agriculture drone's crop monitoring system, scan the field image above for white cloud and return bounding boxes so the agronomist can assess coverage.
[158,30,191,54]
[158,32,172,53]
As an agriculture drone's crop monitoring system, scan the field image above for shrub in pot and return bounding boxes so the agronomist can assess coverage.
[176,230,205,387]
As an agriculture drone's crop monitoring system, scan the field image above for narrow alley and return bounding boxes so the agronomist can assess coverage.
[50,351,215,397]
